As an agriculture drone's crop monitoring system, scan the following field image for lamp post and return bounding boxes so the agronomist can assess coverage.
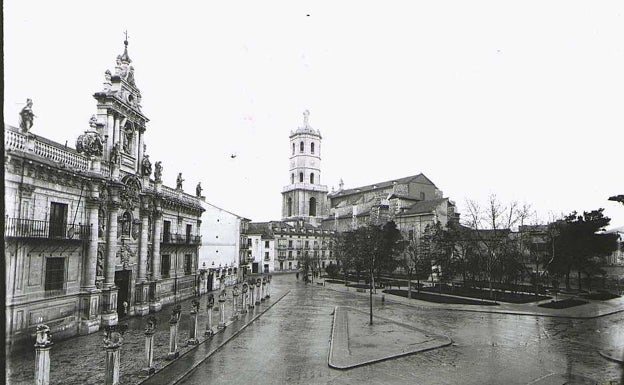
[103,324,128,385]
[241,283,248,314]
[205,294,215,337]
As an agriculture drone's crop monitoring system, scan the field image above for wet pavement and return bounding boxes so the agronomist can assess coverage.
[181,275,624,385]
[6,274,624,385]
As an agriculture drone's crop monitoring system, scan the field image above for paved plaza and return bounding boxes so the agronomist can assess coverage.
[7,273,624,385]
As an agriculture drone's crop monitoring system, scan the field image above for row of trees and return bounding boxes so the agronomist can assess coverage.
[330,195,620,301]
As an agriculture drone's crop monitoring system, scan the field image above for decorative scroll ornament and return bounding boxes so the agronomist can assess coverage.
[117,244,135,270]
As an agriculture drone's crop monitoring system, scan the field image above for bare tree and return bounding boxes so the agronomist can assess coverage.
[464,194,531,299]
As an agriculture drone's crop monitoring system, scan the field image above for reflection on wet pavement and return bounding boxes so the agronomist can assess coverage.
[180,274,624,385]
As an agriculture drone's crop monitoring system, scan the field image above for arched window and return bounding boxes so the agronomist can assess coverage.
[309,197,317,216]
[291,173,294,184]
[287,197,292,216]
[292,143,295,155]
[311,142,315,154]
[299,172,304,182]
[310,173,315,184]
[300,141,304,153]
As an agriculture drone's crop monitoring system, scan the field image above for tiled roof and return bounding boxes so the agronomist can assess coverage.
[329,173,436,198]
[397,198,448,216]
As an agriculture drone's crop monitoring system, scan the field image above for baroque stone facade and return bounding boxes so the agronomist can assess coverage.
[4,38,204,348]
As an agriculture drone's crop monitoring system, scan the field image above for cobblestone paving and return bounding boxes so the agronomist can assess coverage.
[180,276,624,385]
[6,285,282,385]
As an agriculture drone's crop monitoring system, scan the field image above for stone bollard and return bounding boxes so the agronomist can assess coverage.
[205,294,215,337]
[241,283,248,314]
[266,275,271,298]
[261,277,266,301]
[187,300,200,346]
[218,290,227,329]
[34,324,53,385]
[255,278,262,304]
[143,316,158,375]
[103,324,128,385]
[231,286,240,320]
[167,305,182,360]
[248,278,255,309]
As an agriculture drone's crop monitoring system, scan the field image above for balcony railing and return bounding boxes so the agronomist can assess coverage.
[5,218,90,240]
[161,233,202,245]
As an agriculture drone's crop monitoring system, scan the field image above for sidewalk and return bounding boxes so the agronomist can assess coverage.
[7,287,288,385]
[325,282,624,319]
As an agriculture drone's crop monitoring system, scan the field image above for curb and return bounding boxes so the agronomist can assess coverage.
[324,284,624,320]
[138,290,290,385]
[327,306,453,370]
[598,349,624,364]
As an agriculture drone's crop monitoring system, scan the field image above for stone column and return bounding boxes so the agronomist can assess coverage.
[106,113,115,162]
[83,195,99,290]
[187,300,200,345]
[255,280,261,304]
[135,200,150,316]
[217,290,227,329]
[167,306,181,360]
[241,283,248,314]
[149,206,162,313]
[136,128,145,174]
[205,294,215,337]
[102,197,120,326]
[231,286,239,320]
[103,325,127,385]
[79,195,102,333]
[104,200,119,288]
[143,316,157,375]
[261,278,266,301]
[34,325,53,385]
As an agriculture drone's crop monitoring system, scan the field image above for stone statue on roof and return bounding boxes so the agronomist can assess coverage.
[176,173,184,190]
[19,98,35,133]
[154,161,163,183]
[196,182,203,197]
[141,154,152,177]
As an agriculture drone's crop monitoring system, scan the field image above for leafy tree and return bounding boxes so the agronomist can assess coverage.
[553,209,618,291]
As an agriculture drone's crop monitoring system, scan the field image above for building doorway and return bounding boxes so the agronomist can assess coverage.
[263,264,269,273]
[279,261,284,271]
[252,262,259,274]
[114,270,131,318]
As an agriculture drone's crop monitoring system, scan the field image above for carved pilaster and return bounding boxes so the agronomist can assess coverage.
[105,199,121,288]
[151,206,163,281]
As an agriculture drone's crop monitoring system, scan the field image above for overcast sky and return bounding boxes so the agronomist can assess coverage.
[4,0,623,228]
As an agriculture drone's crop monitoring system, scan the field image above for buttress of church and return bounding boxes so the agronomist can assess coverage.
[281,110,330,226]
[4,37,204,348]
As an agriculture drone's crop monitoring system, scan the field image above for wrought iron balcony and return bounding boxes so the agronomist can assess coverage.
[4,218,90,240]
[161,233,201,245]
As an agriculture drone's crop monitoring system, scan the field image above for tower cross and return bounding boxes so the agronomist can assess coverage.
[124,30,129,43]
[303,110,310,126]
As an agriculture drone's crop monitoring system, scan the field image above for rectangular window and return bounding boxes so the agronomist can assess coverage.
[265,240,270,248]
[247,238,252,247]
[288,240,293,248]
[409,230,414,240]
[186,224,192,243]
[45,257,65,292]
[288,251,293,259]
[289,262,292,269]
[49,202,68,238]
[163,221,171,243]
[264,251,269,261]
[161,254,171,278]
[184,254,192,275]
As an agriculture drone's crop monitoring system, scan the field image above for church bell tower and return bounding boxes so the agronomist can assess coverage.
[281,110,329,225]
